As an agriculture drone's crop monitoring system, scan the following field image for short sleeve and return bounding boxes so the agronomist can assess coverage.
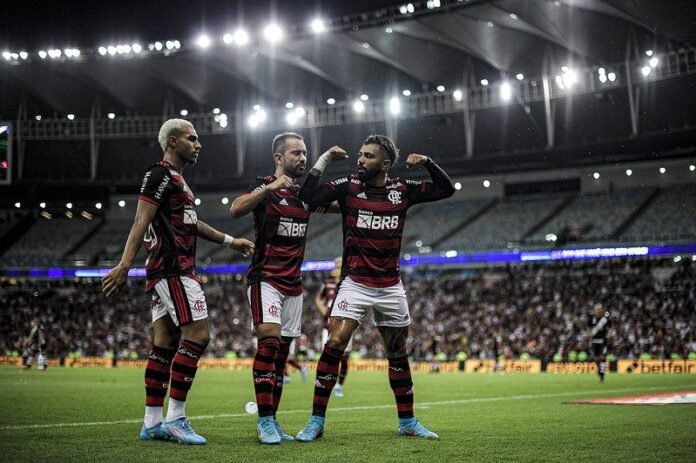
[138,166,171,206]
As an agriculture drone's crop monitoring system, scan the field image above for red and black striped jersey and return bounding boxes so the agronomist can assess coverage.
[245,176,327,296]
[300,160,454,288]
[138,160,199,292]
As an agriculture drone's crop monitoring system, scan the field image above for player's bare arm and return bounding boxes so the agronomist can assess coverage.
[229,175,295,218]
[196,220,254,257]
[315,292,330,316]
[102,199,158,298]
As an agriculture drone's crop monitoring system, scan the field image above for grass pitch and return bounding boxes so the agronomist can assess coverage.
[1,366,694,462]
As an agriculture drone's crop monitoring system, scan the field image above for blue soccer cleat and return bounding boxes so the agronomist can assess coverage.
[398,417,439,439]
[139,422,173,442]
[274,419,294,441]
[161,417,207,445]
[257,416,281,445]
[296,415,325,442]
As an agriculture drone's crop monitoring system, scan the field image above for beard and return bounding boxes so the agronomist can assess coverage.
[358,167,380,182]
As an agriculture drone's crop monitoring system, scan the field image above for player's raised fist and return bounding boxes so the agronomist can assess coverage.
[405,153,429,168]
[323,145,348,161]
[229,238,255,258]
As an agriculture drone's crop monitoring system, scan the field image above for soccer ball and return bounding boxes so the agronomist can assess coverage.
[244,401,258,414]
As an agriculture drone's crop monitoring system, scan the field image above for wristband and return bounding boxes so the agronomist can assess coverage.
[312,150,333,175]
[223,234,235,246]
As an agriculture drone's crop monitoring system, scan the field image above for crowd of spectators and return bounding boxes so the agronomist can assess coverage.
[1,257,694,362]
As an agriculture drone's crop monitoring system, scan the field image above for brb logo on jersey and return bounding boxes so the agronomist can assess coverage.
[277,218,307,237]
[387,190,402,205]
[357,209,399,230]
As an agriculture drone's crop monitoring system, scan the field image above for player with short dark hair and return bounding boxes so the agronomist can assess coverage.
[102,119,254,445]
[230,132,333,444]
[295,134,455,441]
[590,302,611,383]
[22,318,46,370]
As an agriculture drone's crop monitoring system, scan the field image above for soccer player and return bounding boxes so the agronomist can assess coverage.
[314,258,352,397]
[295,134,455,441]
[590,302,611,383]
[21,318,46,371]
[102,119,254,445]
[285,333,309,382]
[229,132,332,444]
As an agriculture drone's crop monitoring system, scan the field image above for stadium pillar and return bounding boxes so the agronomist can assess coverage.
[625,47,640,136]
[15,101,26,180]
[234,107,246,176]
[309,126,322,164]
[89,102,100,181]
[542,74,555,149]
[462,89,475,158]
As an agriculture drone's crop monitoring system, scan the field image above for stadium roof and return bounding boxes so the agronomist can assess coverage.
[2,0,695,119]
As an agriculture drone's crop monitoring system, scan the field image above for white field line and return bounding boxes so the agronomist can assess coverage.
[1,383,694,431]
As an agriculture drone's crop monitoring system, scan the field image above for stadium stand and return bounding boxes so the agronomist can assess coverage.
[621,183,696,242]
[3,257,693,362]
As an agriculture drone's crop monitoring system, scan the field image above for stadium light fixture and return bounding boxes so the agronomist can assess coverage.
[480,79,489,86]
[436,85,445,92]
[598,74,607,83]
[516,73,524,81]
[165,41,175,50]
[66,202,73,209]
[607,72,616,82]
[107,113,116,119]
[286,111,299,125]
[454,182,462,191]
[67,114,75,120]
[625,169,632,176]
[294,107,306,117]
[509,13,519,20]
[212,107,221,114]
[196,34,212,49]
[221,197,229,205]
[194,198,201,206]
[353,100,365,113]
[39,202,46,208]
[641,66,651,76]
[499,82,512,102]
[154,41,163,51]
[118,200,126,208]
[285,102,294,109]
[545,233,557,242]
[415,240,423,247]
[645,50,653,57]
[649,57,659,68]
[14,202,21,208]
[487,21,494,28]
[453,89,463,101]
[222,33,233,45]
[264,24,283,43]
[3,51,12,60]
[659,167,666,174]
[593,172,600,179]
[361,42,370,49]
[426,0,441,9]
[19,51,28,60]
[107,45,117,55]
[673,256,682,263]
[445,250,458,258]
[248,109,267,128]
[561,68,578,88]
[132,43,142,53]
[180,109,188,116]
[690,164,695,172]
[65,211,73,218]
[232,29,250,46]
[327,98,336,105]
[360,94,369,101]
[389,97,401,115]
[35,115,42,121]
[483,179,491,188]
[310,18,326,34]
[38,50,47,59]
[402,89,411,96]
[252,104,261,111]
[385,27,393,33]
[95,202,102,209]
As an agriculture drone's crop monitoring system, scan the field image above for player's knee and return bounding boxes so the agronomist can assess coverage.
[326,337,349,352]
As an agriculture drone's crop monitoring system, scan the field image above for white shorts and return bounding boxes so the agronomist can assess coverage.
[330,277,410,328]
[151,276,208,327]
[247,282,303,338]
[322,327,353,352]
